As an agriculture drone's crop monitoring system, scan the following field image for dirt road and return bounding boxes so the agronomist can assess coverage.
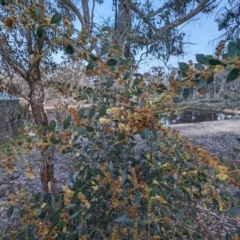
[170,119,240,137]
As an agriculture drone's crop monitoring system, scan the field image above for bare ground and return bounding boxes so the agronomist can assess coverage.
[171,119,240,136]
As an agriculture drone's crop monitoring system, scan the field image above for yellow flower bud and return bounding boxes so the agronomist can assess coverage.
[99,117,112,125]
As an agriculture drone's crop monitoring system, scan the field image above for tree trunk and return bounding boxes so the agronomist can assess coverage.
[28,64,54,193]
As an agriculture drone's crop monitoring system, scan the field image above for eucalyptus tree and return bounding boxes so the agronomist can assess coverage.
[0,0,67,192]
[59,0,219,63]
[0,0,218,192]
[215,0,240,41]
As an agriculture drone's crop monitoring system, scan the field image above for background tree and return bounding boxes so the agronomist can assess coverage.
[215,0,240,40]
[60,0,219,63]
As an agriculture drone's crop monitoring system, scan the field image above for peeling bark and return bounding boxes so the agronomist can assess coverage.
[28,62,55,193]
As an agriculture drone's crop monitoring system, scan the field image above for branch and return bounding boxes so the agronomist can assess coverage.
[59,0,86,30]
[25,29,34,54]
[81,0,90,31]
[129,0,210,45]
[0,36,27,79]
[130,1,168,19]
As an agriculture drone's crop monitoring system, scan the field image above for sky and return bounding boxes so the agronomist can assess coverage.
[55,0,226,74]
[96,0,227,73]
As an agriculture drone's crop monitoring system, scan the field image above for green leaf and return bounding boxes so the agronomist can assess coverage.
[107,59,118,66]
[178,62,189,72]
[228,42,237,59]
[89,107,95,120]
[196,79,207,90]
[151,121,158,139]
[50,137,59,144]
[106,76,114,88]
[196,54,209,65]
[77,128,88,135]
[191,206,197,218]
[227,68,240,82]
[78,108,85,119]
[49,213,60,233]
[49,120,56,131]
[66,45,74,55]
[100,42,110,56]
[86,60,94,70]
[194,63,204,70]
[50,13,62,24]
[207,75,214,84]
[123,72,130,79]
[228,207,240,216]
[7,206,14,217]
[150,187,158,197]
[208,59,223,66]
[99,105,107,117]
[89,54,98,61]
[63,116,70,129]
[183,88,189,98]
[1,0,5,6]
[132,78,140,87]
[173,96,181,103]
[36,27,43,38]
[85,125,94,132]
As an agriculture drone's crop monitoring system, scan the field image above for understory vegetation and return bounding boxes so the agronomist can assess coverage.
[0,0,240,239]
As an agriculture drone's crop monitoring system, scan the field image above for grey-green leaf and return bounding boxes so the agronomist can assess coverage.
[237,39,240,51]
[99,105,107,117]
[106,76,114,88]
[228,42,237,59]
[89,107,95,120]
[183,88,189,98]
[196,54,209,65]
[69,211,80,219]
[178,62,189,72]
[49,213,60,233]
[100,42,110,56]
[228,207,240,216]
[196,79,207,90]
[63,116,70,129]
[194,63,204,70]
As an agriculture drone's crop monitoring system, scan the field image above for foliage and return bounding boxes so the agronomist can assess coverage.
[172,39,240,100]
[1,39,240,239]
[0,1,240,240]
[215,0,240,41]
